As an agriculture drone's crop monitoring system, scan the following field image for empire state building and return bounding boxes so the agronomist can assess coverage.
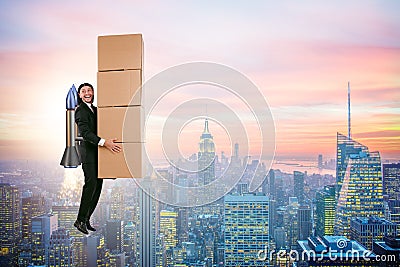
[198,119,216,185]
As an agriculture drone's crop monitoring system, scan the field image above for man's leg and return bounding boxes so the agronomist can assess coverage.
[87,176,103,220]
[77,163,97,222]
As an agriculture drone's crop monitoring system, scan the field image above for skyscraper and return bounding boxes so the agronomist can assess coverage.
[315,185,336,236]
[293,171,305,204]
[51,205,80,238]
[110,185,125,220]
[318,154,323,169]
[335,132,369,200]
[0,183,20,266]
[139,180,155,267]
[106,220,124,253]
[21,194,45,245]
[285,198,300,249]
[198,118,216,186]
[334,133,384,238]
[86,234,108,267]
[297,205,312,241]
[31,214,58,266]
[268,169,275,199]
[383,163,400,200]
[350,216,397,251]
[224,194,269,266]
[51,205,86,265]
[48,228,75,267]
[159,209,178,266]
[383,163,400,233]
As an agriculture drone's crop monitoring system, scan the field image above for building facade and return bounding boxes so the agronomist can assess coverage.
[335,133,384,238]
[224,194,269,266]
[350,216,397,250]
[0,183,20,266]
[315,185,335,236]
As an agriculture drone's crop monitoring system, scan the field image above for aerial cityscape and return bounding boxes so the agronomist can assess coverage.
[1,92,399,266]
[1,1,399,267]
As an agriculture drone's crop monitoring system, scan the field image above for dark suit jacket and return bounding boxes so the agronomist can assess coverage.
[75,103,100,164]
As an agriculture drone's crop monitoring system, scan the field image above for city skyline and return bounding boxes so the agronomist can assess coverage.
[1,112,399,265]
[0,1,399,162]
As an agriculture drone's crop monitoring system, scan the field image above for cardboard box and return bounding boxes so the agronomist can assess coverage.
[98,142,145,178]
[98,34,143,71]
[97,70,142,107]
[98,106,144,143]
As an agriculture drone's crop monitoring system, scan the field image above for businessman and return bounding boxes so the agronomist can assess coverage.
[74,82,121,235]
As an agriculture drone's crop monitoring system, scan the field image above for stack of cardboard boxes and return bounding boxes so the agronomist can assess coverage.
[97,34,144,179]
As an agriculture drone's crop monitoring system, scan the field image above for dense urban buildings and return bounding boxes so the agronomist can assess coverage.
[0,118,399,266]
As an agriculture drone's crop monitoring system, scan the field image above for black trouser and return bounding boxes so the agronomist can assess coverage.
[77,163,103,222]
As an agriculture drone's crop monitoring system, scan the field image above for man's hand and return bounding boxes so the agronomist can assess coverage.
[104,138,122,153]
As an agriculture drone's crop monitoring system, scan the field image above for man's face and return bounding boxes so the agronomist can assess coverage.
[79,85,94,104]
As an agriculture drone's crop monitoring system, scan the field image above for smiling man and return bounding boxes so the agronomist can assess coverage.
[74,82,122,235]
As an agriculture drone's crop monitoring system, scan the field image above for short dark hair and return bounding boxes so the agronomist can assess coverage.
[77,83,94,105]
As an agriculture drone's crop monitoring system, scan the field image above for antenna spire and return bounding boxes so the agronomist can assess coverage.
[348,81,351,139]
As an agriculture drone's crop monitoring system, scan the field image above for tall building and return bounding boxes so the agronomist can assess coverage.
[48,228,75,267]
[110,185,125,220]
[198,118,216,186]
[383,163,400,200]
[159,209,178,266]
[106,220,124,253]
[31,214,58,266]
[21,194,45,246]
[274,227,286,249]
[51,205,80,238]
[86,234,108,267]
[293,171,305,204]
[224,194,269,266]
[268,169,275,199]
[350,216,397,250]
[139,180,155,267]
[318,154,323,169]
[123,221,135,265]
[298,205,312,241]
[51,205,86,266]
[0,183,20,266]
[335,132,369,200]
[269,199,276,239]
[315,185,336,236]
[177,208,189,244]
[384,163,400,233]
[334,133,384,238]
[285,198,300,249]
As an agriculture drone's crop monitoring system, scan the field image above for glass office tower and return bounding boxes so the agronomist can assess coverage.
[335,133,384,238]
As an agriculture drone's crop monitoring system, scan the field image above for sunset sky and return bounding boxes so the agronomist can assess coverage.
[0,1,399,163]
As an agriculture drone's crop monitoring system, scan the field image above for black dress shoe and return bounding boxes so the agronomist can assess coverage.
[86,221,96,232]
[74,220,89,235]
